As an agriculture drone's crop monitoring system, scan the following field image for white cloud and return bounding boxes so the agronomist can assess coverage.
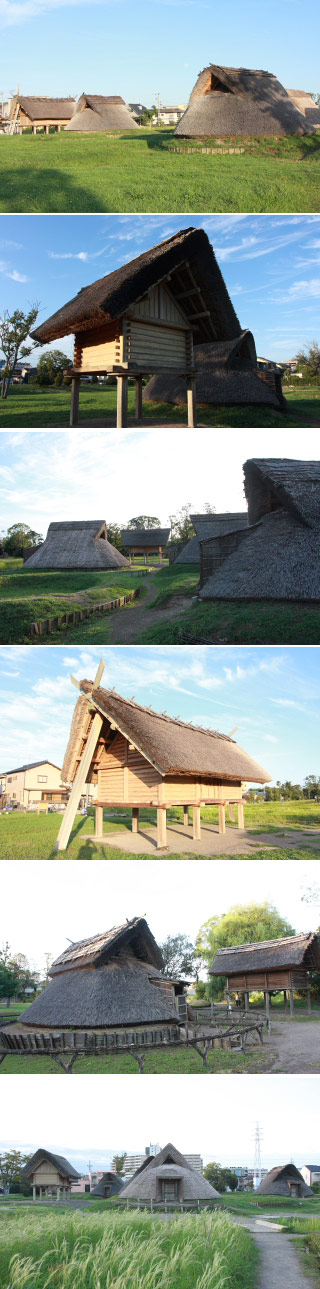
[0,0,118,24]
[49,251,89,262]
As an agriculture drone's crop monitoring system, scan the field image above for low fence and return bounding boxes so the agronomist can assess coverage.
[169,145,245,155]
[0,1018,268,1072]
[30,589,138,638]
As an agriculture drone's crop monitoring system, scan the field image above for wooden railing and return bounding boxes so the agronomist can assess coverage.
[0,1018,267,1073]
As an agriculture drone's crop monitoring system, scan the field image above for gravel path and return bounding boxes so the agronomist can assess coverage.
[235,1216,317,1288]
[264,1017,320,1073]
[109,577,191,643]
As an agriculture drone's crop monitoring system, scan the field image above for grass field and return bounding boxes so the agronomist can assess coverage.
[0,129,319,212]
[138,581,320,645]
[0,383,319,429]
[1,801,319,860]
[0,1208,257,1289]
[0,560,144,643]
[0,1044,272,1075]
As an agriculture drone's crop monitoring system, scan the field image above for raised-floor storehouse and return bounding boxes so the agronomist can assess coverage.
[121,528,170,564]
[209,931,320,1016]
[22,1149,80,1201]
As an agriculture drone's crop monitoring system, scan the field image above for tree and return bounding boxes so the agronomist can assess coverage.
[160,933,197,979]
[107,524,123,552]
[303,775,320,799]
[169,504,195,545]
[3,523,43,558]
[203,1162,238,1193]
[0,960,21,1006]
[0,1150,31,1194]
[295,342,320,382]
[196,902,295,999]
[126,516,161,530]
[112,1154,126,1175]
[36,350,72,385]
[0,306,39,399]
[203,503,216,514]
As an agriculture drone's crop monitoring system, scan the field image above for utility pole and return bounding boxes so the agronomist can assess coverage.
[253,1122,263,1189]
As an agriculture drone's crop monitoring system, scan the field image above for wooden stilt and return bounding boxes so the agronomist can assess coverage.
[132,807,139,834]
[193,805,201,841]
[218,803,226,835]
[135,376,143,422]
[183,806,189,828]
[228,803,235,822]
[238,801,244,829]
[187,377,196,428]
[307,983,312,1015]
[117,375,128,428]
[70,376,80,427]
[244,991,249,1012]
[55,712,103,851]
[95,805,103,839]
[289,989,294,1017]
[157,807,167,849]
[265,992,270,1018]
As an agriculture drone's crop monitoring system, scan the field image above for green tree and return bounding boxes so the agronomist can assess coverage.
[160,933,197,979]
[169,503,195,545]
[0,960,21,1006]
[295,342,320,381]
[196,902,295,999]
[126,516,161,530]
[203,1162,238,1193]
[112,1154,126,1175]
[4,523,43,558]
[0,1151,31,1193]
[36,350,72,385]
[0,306,39,399]
[303,775,320,799]
[107,524,123,552]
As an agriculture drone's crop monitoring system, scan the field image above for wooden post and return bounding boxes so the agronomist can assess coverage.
[289,989,294,1018]
[33,1185,36,1201]
[117,375,128,428]
[95,805,103,839]
[244,991,249,1012]
[187,376,196,428]
[238,801,244,829]
[265,992,270,1018]
[283,990,287,1010]
[135,376,143,422]
[228,803,235,822]
[70,376,80,426]
[193,805,201,841]
[55,712,103,851]
[45,124,49,135]
[132,807,139,834]
[307,983,312,1015]
[157,807,167,849]
[218,803,226,835]
[183,806,189,828]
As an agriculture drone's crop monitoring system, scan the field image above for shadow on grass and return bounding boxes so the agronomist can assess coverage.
[0,167,115,213]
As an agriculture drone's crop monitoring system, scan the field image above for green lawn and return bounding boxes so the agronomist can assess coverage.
[1,801,319,860]
[0,1045,272,1075]
[138,590,320,645]
[0,382,319,429]
[0,129,319,212]
[0,562,144,643]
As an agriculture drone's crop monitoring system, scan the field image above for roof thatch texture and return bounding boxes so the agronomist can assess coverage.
[200,458,320,602]
[143,334,283,410]
[20,917,182,1029]
[22,1149,80,1180]
[175,513,248,564]
[256,1164,313,1197]
[287,89,320,126]
[121,528,170,547]
[16,96,76,120]
[209,932,320,976]
[92,1172,124,1196]
[175,65,315,136]
[62,680,271,785]
[31,227,241,346]
[120,1143,220,1200]
[65,94,139,133]
[23,520,129,570]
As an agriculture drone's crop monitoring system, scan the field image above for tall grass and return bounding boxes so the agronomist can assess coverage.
[0,1209,257,1289]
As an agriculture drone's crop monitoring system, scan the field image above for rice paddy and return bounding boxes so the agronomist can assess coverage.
[0,1207,258,1288]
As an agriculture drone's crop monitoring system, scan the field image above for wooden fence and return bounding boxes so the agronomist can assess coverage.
[0,1018,267,1073]
[30,589,138,638]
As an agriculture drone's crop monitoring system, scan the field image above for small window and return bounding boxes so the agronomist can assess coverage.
[37,775,48,783]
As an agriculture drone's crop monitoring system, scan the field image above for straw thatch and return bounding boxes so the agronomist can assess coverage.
[15,96,76,122]
[287,89,320,127]
[209,932,320,977]
[199,458,320,602]
[256,1164,313,1198]
[175,64,315,136]
[175,513,248,564]
[120,1143,220,1201]
[31,228,241,346]
[22,1149,80,1181]
[91,1172,124,1197]
[65,94,139,132]
[121,528,170,548]
[143,334,284,410]
[62,680,271,786]
[20,916,182,1029]
[23,521,129,571]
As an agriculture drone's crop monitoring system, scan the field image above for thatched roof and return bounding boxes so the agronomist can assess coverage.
[65,94,139,133]
[62,680,271,786]
[120,1143,220,1200]
[92,1172,124,1196]
[175,65,315,136]
[143,335,283,410]
[16,96,76,121]
[175,513,248,564]
[23,520,129,571]
[200,458,320,602]
[287,89,320,126]
[256,1164,313,1197]
[121,528,170,547]
[22,1149,80,1180]
[209,932,320,977]
[20,916,183,1029]
[31,228,241,346]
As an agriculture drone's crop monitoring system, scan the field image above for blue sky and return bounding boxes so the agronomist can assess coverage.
[1,214,320,362]
[0,644,319,785]
[1,426,319,538]
[1,0,319,102]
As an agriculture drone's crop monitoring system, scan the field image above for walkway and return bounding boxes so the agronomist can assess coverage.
[235,1215,317,1289]
[99,821,320,856]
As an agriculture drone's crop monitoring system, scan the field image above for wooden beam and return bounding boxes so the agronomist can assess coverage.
[218,803,226,835]
[157,807,167,849]
[228,803,235,823]
[187,377,196,429]
[70,376,80,427]
[289,989,294,1018]
[238,801,244,829]
[55,712,103,851]
[135,375,143,421]
[193,805,201,842]
[183,806,189,828]
[94,657,105,688]
[132,807,139,834]
[117,375,128,428]
[95,805,104,839]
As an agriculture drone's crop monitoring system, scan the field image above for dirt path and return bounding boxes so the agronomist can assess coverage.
[109,577,191,643]
[264,1017,320,1073]
[235,1216,317,1289]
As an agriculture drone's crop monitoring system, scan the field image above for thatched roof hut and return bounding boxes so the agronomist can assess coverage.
[23,520,129,571]
[121,528,170,563]
[175,65,315,137]
[91,1172,124,1197]
[175,513,248,564]
[20,916,184,1029]
[22,1149,80,1199]
[12,96,76,132]
[209,931,320,1016]
[120,1143,220,1202]
[55,658,271,851]
[143,334,284,411]
[287,89,320,127]
[256,1164,313,1198]
[199,459,320,602]
[65,94,139,132]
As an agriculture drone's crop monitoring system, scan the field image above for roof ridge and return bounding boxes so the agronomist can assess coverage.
[215,931,313,953]
[90,683,233,743]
